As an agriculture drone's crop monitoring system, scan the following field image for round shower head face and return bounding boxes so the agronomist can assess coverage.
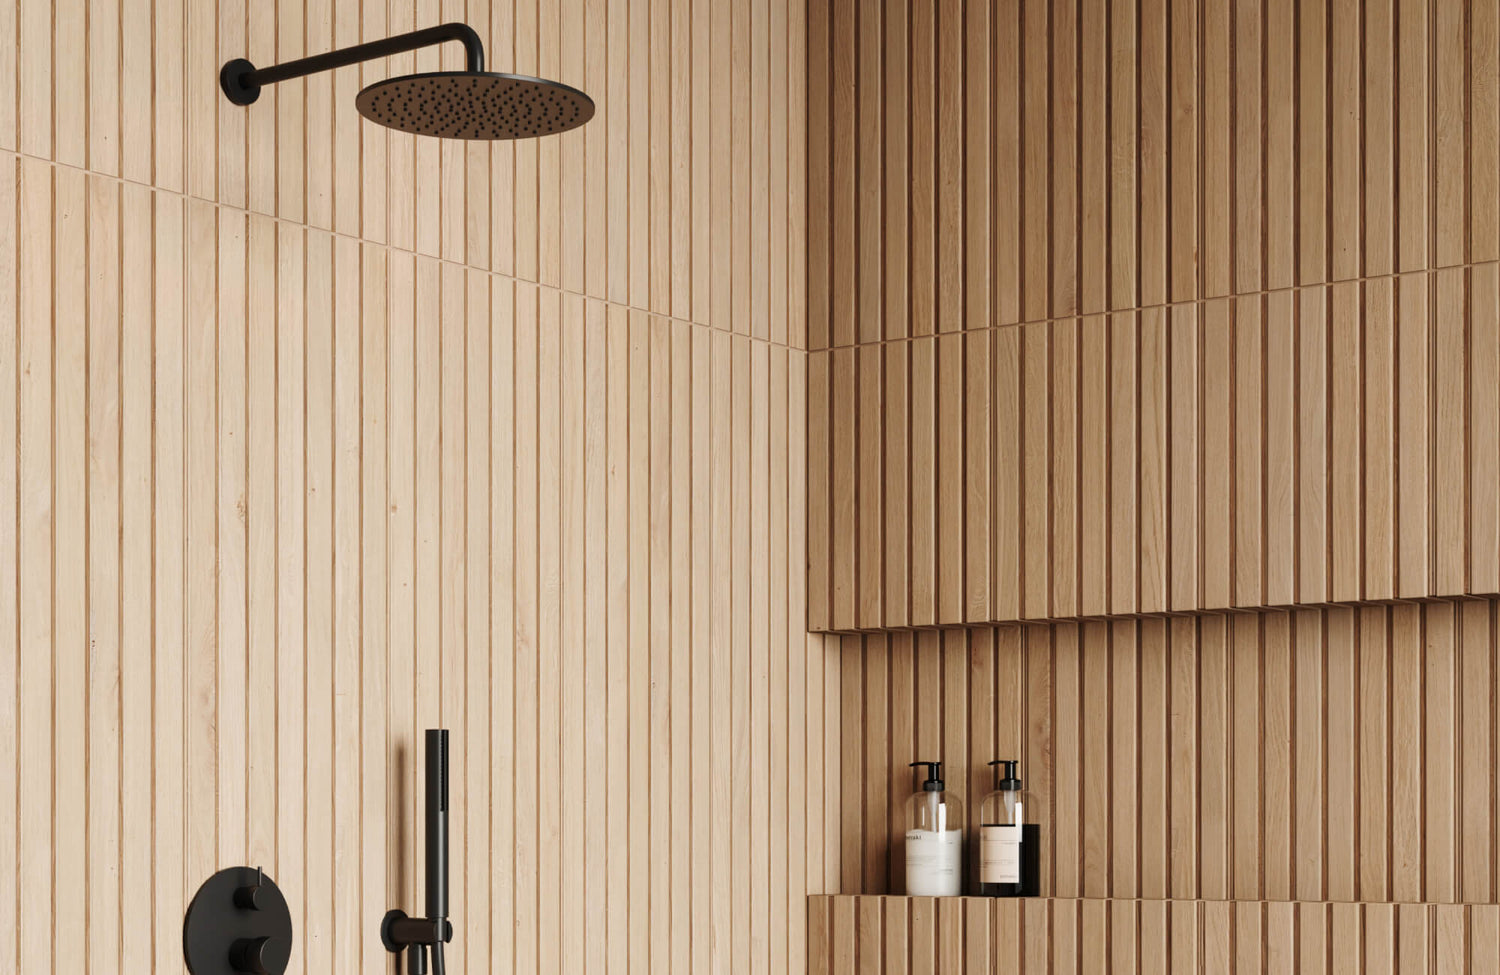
[355,71,595,139]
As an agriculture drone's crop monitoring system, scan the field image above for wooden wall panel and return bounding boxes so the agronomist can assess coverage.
[812,897,1500,975]
[832,599,1500,905]
[2,0,840,973]
[808,0,1500,632]
[807,0,1497,344]
[811,270,1500,630]
[3,0,801,336]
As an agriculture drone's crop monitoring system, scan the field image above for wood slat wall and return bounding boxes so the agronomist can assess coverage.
[807,0,1500,970]
[0,2,841,975]
[829,600,1500,905]
[807,0,1500,632]
[0,0,807,347]
[812,275,1500,630]
[807,0,1496,345]
[810,896,1500,975]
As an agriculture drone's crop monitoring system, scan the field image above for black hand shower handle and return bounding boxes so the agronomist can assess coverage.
[221,23,485,105]
[426,729,448,922]
[382,728,453,975]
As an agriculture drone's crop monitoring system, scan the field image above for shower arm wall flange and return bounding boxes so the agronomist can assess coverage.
[220,23,485,106]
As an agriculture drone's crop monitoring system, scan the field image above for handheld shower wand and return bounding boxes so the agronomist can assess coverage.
[382,730,452,975]
[426,730,449,975]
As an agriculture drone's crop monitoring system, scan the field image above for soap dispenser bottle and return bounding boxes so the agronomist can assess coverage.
[903,761,964,896]
[977,759,1038,896]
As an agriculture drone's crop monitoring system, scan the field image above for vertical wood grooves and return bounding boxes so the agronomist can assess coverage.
[7,0,830,972]
[808,0,1500,633]
[828,599,1500,905]
[816,898,1500,975]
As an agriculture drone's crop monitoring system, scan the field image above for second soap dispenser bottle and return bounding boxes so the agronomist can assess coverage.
[977,759,1039,896]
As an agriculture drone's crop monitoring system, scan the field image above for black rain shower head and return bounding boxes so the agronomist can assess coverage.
[355,71,593,140]
[220,23,595,140]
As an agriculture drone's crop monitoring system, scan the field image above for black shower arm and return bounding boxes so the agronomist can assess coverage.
[221,23,485,105]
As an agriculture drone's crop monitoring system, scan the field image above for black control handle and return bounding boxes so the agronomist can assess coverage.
[229,936,272,975]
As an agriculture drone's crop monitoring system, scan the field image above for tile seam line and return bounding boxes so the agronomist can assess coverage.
[1,147,809,353]
[808,264,1500,353]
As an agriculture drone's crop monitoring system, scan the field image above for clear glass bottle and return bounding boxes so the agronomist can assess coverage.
[977,759,1029,896]
[903,761,964,897]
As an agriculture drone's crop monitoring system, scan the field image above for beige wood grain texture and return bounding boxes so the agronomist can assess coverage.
[1201,0,1231,298]
[1296,289,1329,605]
[1111,623,1139,897]
[1232,0,1262,295]
[1079,318,1108,617]
[1051,897,1078,972]
[1367,903,1396,975]
[1233,298,1263,608]
[1051,0,1079,318]
[1330,0,1362,280]
[1110,314,1139,615]
[7,1,825,973]
[117,180,152,974]
[1435,0,1467,270]
[1230,616,1261,900]
[1397,0,1429,273]
[1460,601,1496,903]
[1435,268,1468,594]
[1201,300,1232,611]
[1392,605,1425,903]
[1138,309,1167,611]
[1168,304,1198,611]
[15,157,50,975]
[831,346,855,627]
[937,333,964,623]
[860,344,883,626]
[1364,279,1396,598]
[18,0,808,312]
[886,343,910,627]
[1473,906,1500,972]
[1024,323,1052,619]
[806,0,1500,631]
[1425,603,1458,904]
[993,326,1021,622]
[809,896,1500,973]
[1262,614,1292,901]
[834,598,1500,905]
[1081,622,1110,898]
[1472,265,1500,592]
[1359,606,1392,901]
[808,351,831,630]
[1050,321,1080,618]
[1079,0,1107,316]
[910,338,937,621]
[1330,282,1362,602]
[1396,274,1432,588]
[1263,291,1295,606]
[1296,0,1327,286]
[1364,0,1395,279]
[1292,609,1324,900]
[966,331,992,623]
[0,0,12,151]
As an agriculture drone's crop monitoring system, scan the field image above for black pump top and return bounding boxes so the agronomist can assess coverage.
[909,760,945,792]
[988,759,1022,791]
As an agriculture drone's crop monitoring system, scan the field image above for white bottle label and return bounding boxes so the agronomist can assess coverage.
[905,828,963,896]
[980,824,1023,884]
